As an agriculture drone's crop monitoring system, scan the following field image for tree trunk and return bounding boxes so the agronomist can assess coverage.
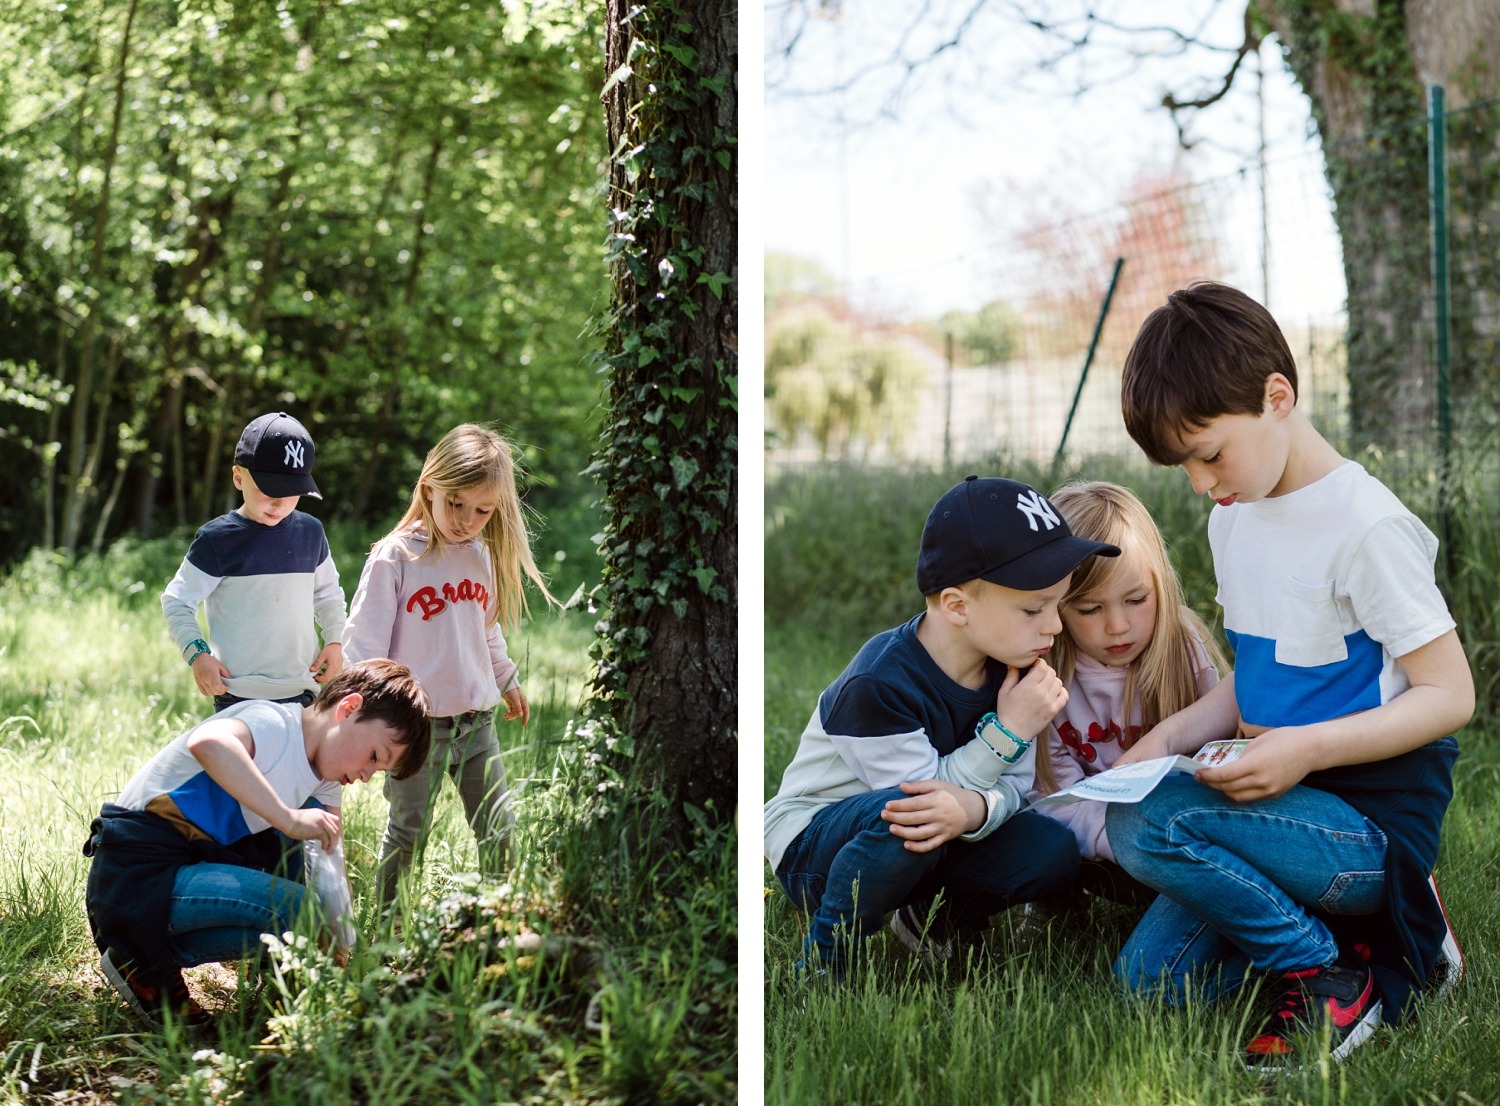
[1260,0,1500,448]
[61,0,140,556]
[596,0,737,821]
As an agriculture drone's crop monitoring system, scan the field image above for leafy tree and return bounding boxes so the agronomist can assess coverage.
[591,0,736,821]
[0,1,606,573]
[935,300,1022,365]
[768,1,1500,448]
[766,300,928,458]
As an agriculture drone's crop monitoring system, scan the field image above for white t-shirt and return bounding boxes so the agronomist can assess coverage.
[1209,461,1454,729]
[115,700,340,844]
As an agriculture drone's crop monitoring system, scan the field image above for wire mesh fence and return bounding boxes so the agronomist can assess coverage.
[764,92,1500,540]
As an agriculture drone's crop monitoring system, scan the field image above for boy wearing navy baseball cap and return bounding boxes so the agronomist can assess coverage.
[765,476,1120,982]
[162,412,347,713]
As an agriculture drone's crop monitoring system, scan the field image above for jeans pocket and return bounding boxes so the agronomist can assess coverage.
[779,870,825,915]
[1318,868,1385,914]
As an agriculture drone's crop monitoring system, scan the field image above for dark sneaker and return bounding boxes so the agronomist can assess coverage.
[1244,960,1381,1071]
[888,903,953,963]
[101,949,210,1028]
[1427,873,1464,997]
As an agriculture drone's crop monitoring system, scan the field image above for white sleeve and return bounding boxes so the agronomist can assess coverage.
[312,551,347,644]
[161,559,218,655]
[342,551,398,664]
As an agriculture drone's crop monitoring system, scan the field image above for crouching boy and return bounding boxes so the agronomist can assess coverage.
[84,659,431,1026]
[764,476,1118,980]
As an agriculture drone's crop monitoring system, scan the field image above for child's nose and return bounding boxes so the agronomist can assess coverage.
[1182,461,1214,495]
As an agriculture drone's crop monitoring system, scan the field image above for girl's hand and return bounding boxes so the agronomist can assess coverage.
[501,685,530,725]
[994,659,1068,740]
[284,806,342,850]
[881,779,984,851]
[192,652,232,696]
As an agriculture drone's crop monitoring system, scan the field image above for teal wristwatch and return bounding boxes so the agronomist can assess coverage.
[974,711,1032,763]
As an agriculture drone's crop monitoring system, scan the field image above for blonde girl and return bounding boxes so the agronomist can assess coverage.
[1031,481,1226,893]
[344,424,555,904]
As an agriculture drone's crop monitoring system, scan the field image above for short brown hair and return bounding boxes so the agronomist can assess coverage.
[312,659,432,780]
[1121,282,1298,465]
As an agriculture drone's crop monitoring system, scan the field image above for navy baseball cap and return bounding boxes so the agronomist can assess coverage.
[916,475,1119,594]
[234,412,321,499]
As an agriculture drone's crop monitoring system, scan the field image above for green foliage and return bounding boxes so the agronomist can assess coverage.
[765,302,930,459]
[0,1,608,561]
[932,300,1023,365]
[0,554,735,1104]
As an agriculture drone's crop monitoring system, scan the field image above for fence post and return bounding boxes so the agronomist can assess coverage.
[1053,257,1124,471]
[1428,84,1454,579]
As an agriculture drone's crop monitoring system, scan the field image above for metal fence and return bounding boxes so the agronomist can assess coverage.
[764,91,1500,526]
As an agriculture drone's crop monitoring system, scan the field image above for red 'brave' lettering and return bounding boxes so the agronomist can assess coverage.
[405,578,491,620]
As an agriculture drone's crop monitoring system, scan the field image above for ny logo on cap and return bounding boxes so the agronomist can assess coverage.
[1015,489,1060,532]
[284,440,305,469]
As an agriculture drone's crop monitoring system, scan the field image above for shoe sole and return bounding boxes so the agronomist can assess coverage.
[100,951,162,1027]
[1428,874,1464,996]
[889,908,951,963]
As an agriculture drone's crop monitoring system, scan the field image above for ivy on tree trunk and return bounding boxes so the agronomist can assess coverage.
[591,0,737,822]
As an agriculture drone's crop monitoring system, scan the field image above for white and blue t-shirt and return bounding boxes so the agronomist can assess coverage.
[1210,462,1454,729]
[114,700,340,844]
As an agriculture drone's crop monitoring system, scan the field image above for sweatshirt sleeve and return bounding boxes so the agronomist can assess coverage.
[342,548,398,664]
[1029,733,1112,861]
[161,553,217,657]
[312,543,347,645]
[487,622,520,693]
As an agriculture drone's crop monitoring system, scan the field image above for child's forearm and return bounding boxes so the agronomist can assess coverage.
[1291,630,1474,770]
[1151,676,1241,755]
[187,730,297,833]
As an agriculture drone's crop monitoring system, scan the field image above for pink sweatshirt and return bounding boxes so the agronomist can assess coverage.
[343,528,519,718]
[1030,636,1219,861]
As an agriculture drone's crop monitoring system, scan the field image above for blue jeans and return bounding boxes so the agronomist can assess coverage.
[1107,775,1387,1003]
[164,862,307,967]
[776,787,1079,971]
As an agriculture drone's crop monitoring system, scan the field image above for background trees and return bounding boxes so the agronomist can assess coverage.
[0,2,606,566]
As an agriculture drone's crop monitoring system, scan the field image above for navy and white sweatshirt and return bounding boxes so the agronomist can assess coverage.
[763,614,1036,873]
[161,510,346,700]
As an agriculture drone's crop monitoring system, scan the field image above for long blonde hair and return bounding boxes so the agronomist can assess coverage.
[1034,480,1227,794]
[387,424,556,630]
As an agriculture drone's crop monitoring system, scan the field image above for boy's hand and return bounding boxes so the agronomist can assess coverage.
[881,779,984,852]
[283,806,343,849]
[310,642,344,684]
[191,652,232,696]
[500,685,530,725]
[1195,727,1313,801]
[994,659,1068,741]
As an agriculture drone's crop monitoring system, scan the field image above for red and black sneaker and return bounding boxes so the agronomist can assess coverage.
[101,949,210,1028]
[1244,959,1382,1071]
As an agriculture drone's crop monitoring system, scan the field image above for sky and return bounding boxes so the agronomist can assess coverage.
[761,0,1339,320]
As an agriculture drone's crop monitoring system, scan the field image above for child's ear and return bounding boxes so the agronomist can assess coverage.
[937,585,971,625]
[231,466,245,491]
[1263,372,1296,416]
[335,692,364,721]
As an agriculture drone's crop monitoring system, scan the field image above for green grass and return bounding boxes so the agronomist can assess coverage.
[764,458,1500,1104]
[0,540,734,1104]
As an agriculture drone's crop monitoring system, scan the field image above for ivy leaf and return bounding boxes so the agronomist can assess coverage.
[691,566,717,594]
[670,454,699,489]
[697,272,731,300]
